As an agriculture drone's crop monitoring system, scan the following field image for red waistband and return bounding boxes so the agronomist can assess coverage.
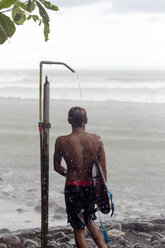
[66,180,93,186]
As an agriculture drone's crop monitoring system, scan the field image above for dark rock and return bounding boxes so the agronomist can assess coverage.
[152,219,165,225]
[132,243,144,248]
[49,231,65,240]
[48,240,58,247]
[60,244,70,248]
[152,245,163,248]
[153,224,165,232]
[133,222,153,232]
[23,239,39,247]
[0,229,10,234]
[15,228,38,236]
[152,233,165,242]
[56,236,70,243]
[119,239,129,245]
[110,223,122,230]
[70,245,76,248]
[32,237,41,244]
[68,237,75,246]
[160,238,165,244]
[151,240,162,246]
[137,232,152,241]
[0,244,7,248]
[3,234,21,246]
[0,218,164,248]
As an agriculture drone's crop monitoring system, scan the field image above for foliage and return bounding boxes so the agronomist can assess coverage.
[0,0,59,44]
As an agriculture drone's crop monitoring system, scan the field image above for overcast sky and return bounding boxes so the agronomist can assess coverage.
[1,0,165,70]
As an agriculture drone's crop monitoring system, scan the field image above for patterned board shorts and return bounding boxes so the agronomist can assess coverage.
[64,183,97,230]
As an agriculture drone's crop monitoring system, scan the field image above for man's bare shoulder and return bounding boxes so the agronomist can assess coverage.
[55,134,71,144]
[56,134,70,140]
[86,132,102,143]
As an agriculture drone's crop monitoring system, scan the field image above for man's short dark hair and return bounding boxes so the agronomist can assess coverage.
[68,107,87,128]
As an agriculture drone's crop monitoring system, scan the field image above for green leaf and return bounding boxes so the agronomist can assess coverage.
[0,24,8,44]
[36,1,49,24]
[32,15,39,22]
[17,0,36,12]
[39,0,59,11]
[12,4,26,25]
[0,13,16,44]
[43,22,49,41]
[27,0,35,12]
[27,14,32,20]
[36,1,50,41]
[0,0,17,10]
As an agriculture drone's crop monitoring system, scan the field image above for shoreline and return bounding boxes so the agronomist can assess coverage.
[0,217,165,248]
[1,96,165,105]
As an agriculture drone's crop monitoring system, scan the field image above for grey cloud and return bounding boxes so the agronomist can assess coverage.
[56,0,165,13]
[111,0,165,13]
[55,0,104,7]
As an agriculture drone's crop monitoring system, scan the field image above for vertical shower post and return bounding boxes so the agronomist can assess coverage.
[39,61,75,248]
[42,77,50,248]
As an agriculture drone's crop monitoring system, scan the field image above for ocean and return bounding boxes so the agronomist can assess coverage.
[0,69,165,231]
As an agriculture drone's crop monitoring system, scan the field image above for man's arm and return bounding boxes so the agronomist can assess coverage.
[54,137,67,177]
[97,137,107,182]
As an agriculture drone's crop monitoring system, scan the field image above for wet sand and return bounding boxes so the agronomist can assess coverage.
[0,218,165,248]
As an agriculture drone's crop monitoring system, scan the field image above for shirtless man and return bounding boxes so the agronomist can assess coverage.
[54,107,107,248]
